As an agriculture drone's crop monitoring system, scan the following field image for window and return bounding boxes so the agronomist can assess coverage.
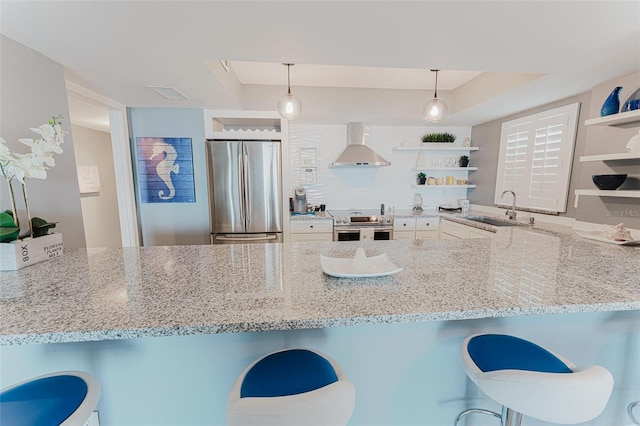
[494,103,580,213]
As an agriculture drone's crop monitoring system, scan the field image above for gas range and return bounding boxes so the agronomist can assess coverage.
[328,209,394,227]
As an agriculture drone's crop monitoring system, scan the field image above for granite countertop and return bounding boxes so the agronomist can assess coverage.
[290,212,333,220]
[1,222,639,345]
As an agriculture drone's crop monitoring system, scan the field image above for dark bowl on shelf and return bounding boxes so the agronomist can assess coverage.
[592,174,627,190]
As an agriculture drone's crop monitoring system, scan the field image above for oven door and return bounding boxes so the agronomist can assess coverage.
[333,227,393,241]
[373,228,393,240]
[334,228,361,242]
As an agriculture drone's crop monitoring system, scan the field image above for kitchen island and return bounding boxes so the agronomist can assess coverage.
[1,221,639,425]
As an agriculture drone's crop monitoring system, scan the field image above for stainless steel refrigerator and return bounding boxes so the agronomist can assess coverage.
[205,140,282,244]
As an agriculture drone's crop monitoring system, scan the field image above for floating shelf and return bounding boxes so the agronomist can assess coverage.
[410,167,478,171]
[584,109,640,128]
[574,189,640,208]
[411,184,476,189]
[394,146,479,151]
[579,152,640,162]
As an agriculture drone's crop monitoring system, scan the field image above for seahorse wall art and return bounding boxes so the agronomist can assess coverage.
[149,140,179,200]
[135,137,195,203]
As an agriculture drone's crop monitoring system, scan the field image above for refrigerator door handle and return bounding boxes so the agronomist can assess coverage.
[214,234,277,242]
[243,151,251,229]
[238,151,246,226]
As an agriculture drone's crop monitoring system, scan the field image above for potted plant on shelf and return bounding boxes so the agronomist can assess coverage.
[422,132,456,143]
[459,155,469,167]
[417,172,427,185]
[0,115,66,270]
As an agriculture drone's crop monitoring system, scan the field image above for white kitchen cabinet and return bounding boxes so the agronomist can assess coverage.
[439,219,493,239]
[289,220,333,242]
[415,217,440,240]
[393,216,440,240]
[573,110,640,208]
[393,218,416,240]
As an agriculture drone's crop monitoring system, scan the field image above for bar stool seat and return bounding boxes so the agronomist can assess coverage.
[0,371,100,426]
[456,333,614,425]
[227,348,356,426]
[629,400,640,425]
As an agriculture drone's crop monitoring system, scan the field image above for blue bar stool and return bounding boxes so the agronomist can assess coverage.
[629,400,640,425]
[227,348,356,425]
[0,371,100,426]
[455,333,614,426]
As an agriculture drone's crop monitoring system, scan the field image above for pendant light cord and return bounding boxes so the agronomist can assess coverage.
[432,69,439,98]
[287,64,292,94]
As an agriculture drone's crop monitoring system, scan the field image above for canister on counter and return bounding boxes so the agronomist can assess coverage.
[446,176,455,185]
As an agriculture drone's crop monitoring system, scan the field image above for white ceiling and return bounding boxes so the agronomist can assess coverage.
[1,1,639,131]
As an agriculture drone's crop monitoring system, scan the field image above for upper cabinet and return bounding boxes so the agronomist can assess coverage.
[203,110,283,140]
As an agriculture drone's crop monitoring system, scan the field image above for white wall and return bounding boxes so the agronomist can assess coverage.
[128,108,209,246]
[288,124,472,211]
[72,125,122,248]
[0,35,86,248]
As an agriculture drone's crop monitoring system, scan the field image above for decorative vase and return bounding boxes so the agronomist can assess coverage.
[621,86,640,112]
[459,157,469,167]
[412,193,423,212]
[600,86,622,117]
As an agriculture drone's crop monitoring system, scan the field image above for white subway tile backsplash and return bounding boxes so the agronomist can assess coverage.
[288,124,473,211]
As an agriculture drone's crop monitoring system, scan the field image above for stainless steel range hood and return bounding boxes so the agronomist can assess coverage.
[331,122,391,167]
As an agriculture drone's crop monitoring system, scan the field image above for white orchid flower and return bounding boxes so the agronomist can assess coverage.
[13,153,48,180]
[30,124,56,141]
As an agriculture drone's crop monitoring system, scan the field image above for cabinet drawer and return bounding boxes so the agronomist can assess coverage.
[393,218,416,231]
[290,220,333,233]
[440,220,469,238]
[393,230,415,241]
[415,230,439,240]
[416,217,439,230]
[290,233,333,242]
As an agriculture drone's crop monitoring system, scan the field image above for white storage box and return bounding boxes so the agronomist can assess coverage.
[0,233,63,271]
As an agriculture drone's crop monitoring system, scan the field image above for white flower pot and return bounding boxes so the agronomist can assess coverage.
[0,233,63,271]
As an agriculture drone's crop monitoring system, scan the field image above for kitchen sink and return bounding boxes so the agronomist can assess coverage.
[464,216,527,227]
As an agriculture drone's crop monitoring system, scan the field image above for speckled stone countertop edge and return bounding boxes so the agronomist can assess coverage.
[5,302,638,346]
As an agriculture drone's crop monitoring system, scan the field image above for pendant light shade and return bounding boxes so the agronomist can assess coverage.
[277,63,302,120]
[423,69,448,123]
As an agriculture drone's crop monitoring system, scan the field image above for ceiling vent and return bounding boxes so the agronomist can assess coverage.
[146,85,189,100]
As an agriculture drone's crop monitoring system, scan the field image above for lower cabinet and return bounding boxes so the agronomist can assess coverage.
[393,218,416,241]
[415,217,439,240]
[393,230,415,240]
[289,220,333,242]
[393,217,440,240]
[439,220,493,239]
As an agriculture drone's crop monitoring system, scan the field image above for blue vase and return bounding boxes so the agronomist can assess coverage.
[621,86,640,112]
[600,86,622,117]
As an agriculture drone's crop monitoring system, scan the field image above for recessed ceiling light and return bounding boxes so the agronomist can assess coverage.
[146,85,189,100]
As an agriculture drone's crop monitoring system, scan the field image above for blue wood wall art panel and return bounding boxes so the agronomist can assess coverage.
[136,137,195,203]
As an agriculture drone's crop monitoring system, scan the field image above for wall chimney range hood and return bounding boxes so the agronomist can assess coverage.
[331,122,391,167]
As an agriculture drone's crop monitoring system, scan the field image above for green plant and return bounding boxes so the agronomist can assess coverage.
[459,155,469,162]
[417,172,426,179]
[421,132,456,143]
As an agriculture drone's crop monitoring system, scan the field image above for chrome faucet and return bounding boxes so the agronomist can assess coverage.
[501,190,517,220]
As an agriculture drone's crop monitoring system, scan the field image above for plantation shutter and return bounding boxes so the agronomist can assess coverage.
[494,103,580,213]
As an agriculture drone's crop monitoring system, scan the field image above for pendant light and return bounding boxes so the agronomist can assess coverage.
[277,63,302,120]
[423,69,448,122]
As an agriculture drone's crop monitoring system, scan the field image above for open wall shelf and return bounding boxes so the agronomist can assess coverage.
[584,109,640,128]
[574,189,640,208]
